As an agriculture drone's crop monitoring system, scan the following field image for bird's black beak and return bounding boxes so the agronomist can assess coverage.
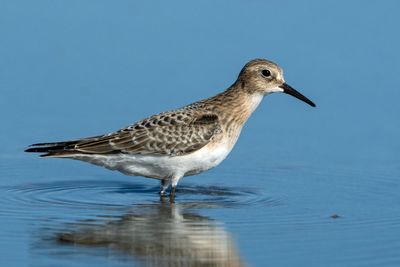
[280,83,316,107]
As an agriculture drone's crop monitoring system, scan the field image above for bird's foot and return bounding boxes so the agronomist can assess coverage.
[159,179,170,196]
[169,186,177,203]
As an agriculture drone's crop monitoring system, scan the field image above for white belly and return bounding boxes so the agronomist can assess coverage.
[73,140,233,179]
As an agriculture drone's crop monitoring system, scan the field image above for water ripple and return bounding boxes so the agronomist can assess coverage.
[0,179,280,220]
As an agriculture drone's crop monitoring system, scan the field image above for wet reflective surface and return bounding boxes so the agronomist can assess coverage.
[2,1,400,266]
[56,203,243,267]
[0,170,272,266]
[1,157,400,266]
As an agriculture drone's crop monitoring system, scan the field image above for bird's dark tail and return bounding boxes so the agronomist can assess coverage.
[25,133,106,157]
[25,141,79,157]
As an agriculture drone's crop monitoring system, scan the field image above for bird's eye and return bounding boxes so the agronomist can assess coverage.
[261,69,271,77]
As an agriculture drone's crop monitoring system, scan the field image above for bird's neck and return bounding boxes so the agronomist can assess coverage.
[205,85,264,128]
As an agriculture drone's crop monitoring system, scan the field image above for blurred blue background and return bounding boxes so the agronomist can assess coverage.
[1,1,400,266]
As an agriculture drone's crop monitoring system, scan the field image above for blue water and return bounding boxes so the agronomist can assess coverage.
[1,1,400,266]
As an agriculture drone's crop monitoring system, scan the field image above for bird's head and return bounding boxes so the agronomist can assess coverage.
[237,59,316,107]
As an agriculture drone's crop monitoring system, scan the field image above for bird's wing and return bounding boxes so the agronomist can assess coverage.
[27,110,222,157]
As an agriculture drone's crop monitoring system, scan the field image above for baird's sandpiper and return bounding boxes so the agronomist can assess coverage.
[26,59,315,201]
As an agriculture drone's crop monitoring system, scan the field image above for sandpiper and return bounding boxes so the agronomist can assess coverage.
[26,59,315,201]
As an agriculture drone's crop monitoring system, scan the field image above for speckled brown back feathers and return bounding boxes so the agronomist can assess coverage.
[26,105,223,157]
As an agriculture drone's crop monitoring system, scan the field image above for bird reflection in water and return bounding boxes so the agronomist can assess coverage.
[57,201,244,267]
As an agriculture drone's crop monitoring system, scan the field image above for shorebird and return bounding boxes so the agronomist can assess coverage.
[25,59,315,201]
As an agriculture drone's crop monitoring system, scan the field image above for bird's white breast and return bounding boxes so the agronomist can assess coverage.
[73,138,233,179]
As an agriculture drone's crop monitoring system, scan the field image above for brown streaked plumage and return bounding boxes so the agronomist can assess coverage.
[26,58,316,201]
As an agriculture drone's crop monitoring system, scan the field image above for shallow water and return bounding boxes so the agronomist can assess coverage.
[1,1,400,266]
[1,156,399,266]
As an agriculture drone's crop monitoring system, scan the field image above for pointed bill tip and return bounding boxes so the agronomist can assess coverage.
[280,83,316,107]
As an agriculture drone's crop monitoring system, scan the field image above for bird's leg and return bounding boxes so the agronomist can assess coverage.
[169,175,182,203]
[159,179,170,196]
[169,186,177,203]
